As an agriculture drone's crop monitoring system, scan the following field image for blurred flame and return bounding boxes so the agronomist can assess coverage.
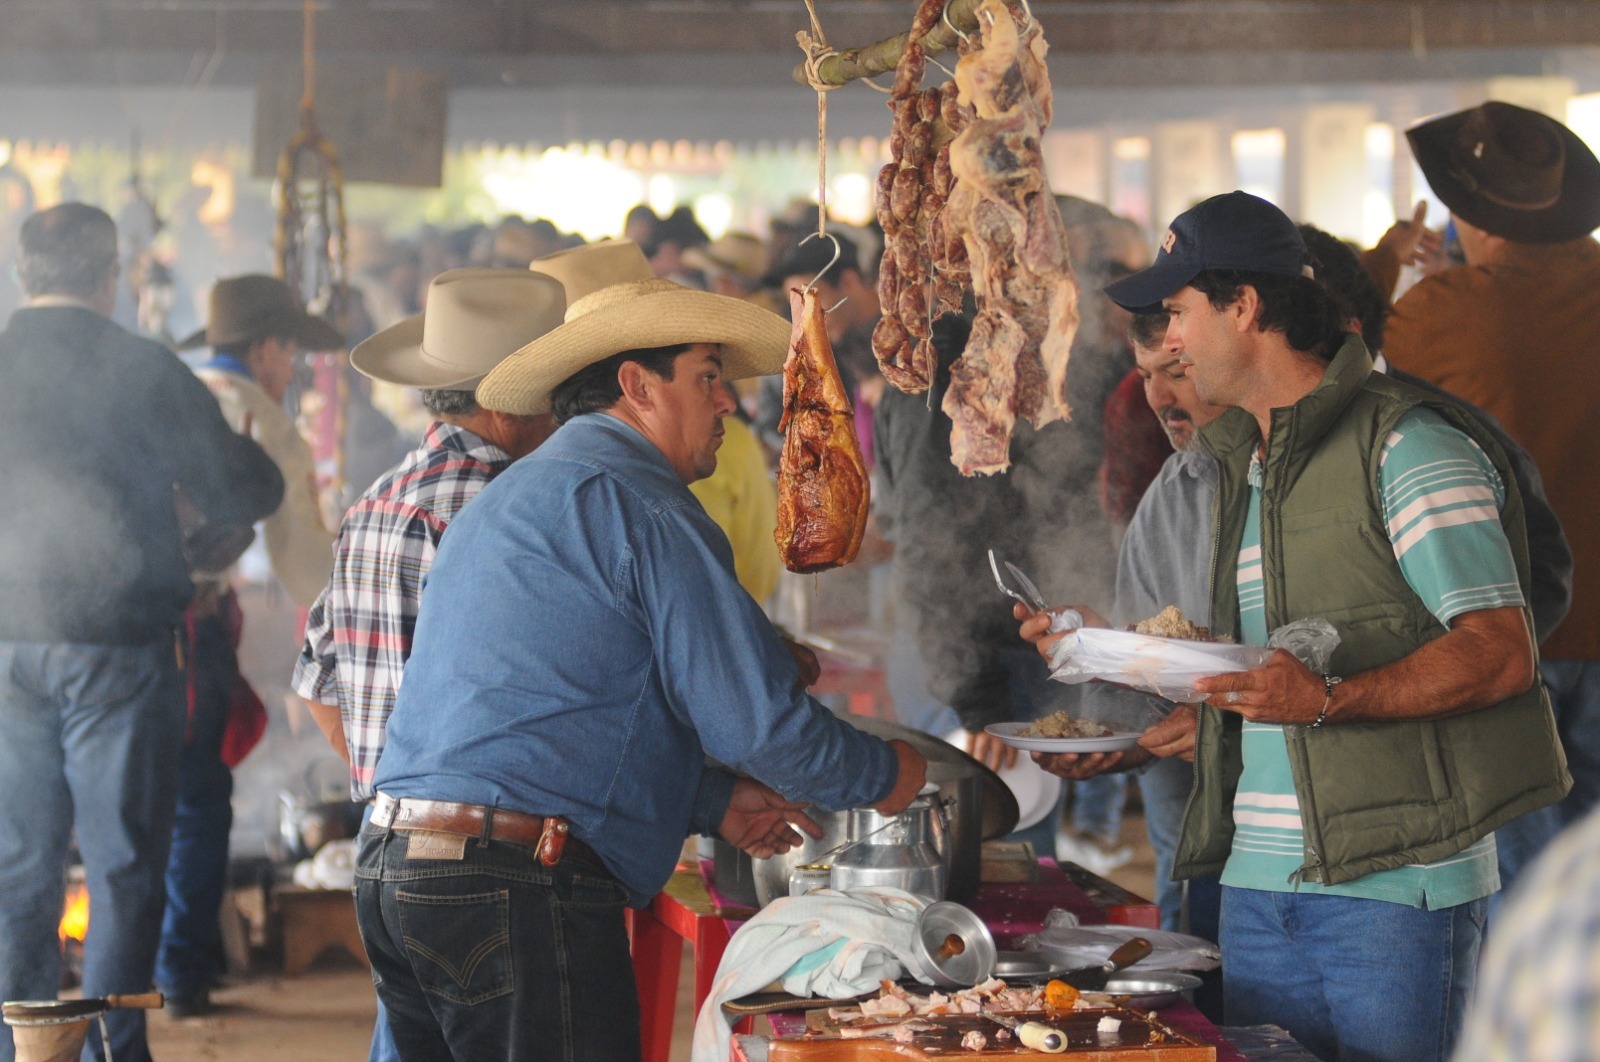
[60,884,89,944]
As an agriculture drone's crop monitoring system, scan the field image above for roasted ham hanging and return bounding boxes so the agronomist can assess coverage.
[775,287,870,573]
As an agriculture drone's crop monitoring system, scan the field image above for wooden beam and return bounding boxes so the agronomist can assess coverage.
[0,1,1597,63]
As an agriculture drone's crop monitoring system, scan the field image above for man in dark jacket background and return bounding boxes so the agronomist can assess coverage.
[0,202,283,1062]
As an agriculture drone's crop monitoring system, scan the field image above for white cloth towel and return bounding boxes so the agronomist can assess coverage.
[690,887,929,1062]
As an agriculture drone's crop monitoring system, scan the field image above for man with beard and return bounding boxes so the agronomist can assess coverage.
[1035,309,1228,939]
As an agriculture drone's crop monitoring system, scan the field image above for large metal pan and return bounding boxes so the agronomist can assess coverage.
[2,993,163,1026]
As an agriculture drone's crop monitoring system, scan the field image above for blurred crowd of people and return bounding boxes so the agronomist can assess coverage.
[3,94,1600,1062]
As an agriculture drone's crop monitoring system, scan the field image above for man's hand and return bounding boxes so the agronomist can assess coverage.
[1193,649,1323,725]
[717,778,823,859]
[1138,704,1199,762]
[302,697,352,766]
[1375,202,1443,270]
[966,729,1018,772]
[1015,601,1108,664]
[871,739,928,815]
[780,637,822,690]
[1032,747,1149,780]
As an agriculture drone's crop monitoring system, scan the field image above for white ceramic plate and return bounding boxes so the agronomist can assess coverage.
[944,729,1062,831]
[984,721,1143,754]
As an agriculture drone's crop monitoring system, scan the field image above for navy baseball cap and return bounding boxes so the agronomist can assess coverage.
[1104,191,1311,313]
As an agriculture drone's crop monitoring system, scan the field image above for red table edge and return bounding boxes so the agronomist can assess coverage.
[628,858,1163,1062]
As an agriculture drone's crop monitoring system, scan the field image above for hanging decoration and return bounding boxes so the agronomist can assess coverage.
[274,0,349,515]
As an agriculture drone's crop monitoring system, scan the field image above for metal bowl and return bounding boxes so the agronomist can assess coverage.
[1098,972,1204,1010]
[991,950,1066,980]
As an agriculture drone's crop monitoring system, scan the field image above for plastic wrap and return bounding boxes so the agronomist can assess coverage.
[1046,629,1274,703]
[1021,914,1221,972]
[1045,618,1342,706]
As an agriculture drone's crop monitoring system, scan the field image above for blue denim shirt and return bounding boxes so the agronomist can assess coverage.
[374,413,898,903]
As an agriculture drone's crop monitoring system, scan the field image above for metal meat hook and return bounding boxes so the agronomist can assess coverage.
[798,230,841,294]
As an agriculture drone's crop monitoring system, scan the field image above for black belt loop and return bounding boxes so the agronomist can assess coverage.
[477,806,495,848]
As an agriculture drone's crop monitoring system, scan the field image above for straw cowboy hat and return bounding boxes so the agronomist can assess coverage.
[179,274,346,352]
[1408,100,1600,244]
[477,275,790,416]
[350,269,566,390]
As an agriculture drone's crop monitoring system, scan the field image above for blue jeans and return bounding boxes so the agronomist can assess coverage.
[1491,660,1600,915]
[1542,659,1600,826]
[354,822,639,1062]
[1220,886,1485,1062]
[0,640,186,1062]
[156,613,234,1000]
[1135,756,1222,940]
[356,805,401,1062]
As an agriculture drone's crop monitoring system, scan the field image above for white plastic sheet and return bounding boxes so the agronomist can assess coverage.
[1046,628,1275,703]
[1023,915,1221,973]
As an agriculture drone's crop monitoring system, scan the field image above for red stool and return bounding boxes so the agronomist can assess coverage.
[628,868,733,1062]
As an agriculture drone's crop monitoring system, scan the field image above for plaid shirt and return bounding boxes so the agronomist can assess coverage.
[1454,801,1600,1061]
[291,422,510,799]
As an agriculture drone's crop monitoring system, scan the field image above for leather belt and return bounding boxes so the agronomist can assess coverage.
[370,792,600,869]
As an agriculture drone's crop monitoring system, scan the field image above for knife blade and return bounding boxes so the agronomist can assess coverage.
[1057,937,1153,991]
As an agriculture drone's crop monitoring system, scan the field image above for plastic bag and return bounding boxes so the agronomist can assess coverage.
[1046,628,1274,703]
[1021,914,1220,973]
[1266,618,1340,673]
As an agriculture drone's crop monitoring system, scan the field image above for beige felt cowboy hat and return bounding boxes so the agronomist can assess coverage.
[350,269,566,390]
[682,233,767,283]
[477,275,790,416]
[179,274,346,352]
[527,239,655,302]
[1408,100,1600,244]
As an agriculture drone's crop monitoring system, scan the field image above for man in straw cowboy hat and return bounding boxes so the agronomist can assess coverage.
[291,261,567,1061]
[353,255,927,1060]
[1386,100,1600,890]
[153,273,343,1018]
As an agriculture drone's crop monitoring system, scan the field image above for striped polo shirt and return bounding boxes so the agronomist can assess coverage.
[1222,407,1523,907]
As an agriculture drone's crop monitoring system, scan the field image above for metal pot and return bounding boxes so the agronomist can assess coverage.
[829,797,947,900]
[712,712,1019,908]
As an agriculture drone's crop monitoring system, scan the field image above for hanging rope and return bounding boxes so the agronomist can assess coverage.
[796,0,841,238]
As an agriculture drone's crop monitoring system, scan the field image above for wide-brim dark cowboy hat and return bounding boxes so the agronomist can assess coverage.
[178,274,346,351]
[1407,100,1600,244]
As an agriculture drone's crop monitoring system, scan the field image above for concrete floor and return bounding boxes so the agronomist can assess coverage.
[143,814,1157,1061]
[145,937,703,1061]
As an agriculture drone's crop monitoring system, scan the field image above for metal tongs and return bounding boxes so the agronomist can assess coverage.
[988,550,1081,631]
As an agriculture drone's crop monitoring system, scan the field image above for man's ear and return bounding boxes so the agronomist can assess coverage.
[615,359,655,410]
[1230,285,1263,333]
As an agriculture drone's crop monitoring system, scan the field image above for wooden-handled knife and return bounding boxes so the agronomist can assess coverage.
[1057,937,1153,990]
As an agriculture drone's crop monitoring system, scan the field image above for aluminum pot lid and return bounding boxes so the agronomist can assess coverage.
[909,901,997,988]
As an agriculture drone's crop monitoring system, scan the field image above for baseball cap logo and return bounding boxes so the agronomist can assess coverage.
[1161,229,1177,254]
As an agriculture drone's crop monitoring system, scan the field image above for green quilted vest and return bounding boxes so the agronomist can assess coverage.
[1173,335,1570,887]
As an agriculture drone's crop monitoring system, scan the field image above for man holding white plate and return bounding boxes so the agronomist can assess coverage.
[1014,191,1567,1062]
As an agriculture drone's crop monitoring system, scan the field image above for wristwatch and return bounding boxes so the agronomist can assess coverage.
[1312,675,1342,728]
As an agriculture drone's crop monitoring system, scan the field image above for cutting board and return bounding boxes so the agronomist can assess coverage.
[767,1005,1216,1060]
